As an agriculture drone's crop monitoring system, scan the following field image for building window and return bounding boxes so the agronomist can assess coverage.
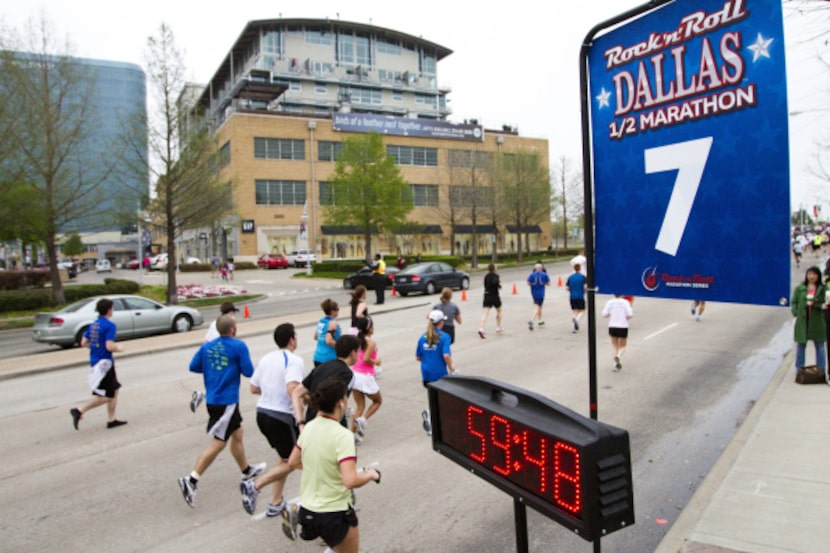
[379,69,403,83]
[377,38,401,55]
[448,150,493,168]
[262,30,281,67]
[420,52,437,75]
[392,90,403,102]
[339,86,381,105]
[315,82,327,94]
[387,145,438,167]
[306,29,332,45]
[338,33,371,65]
[255,180,307,205]
[289,81,301,92]
[415,93,437,107]
[411,184,439,207]
[318,141,343,162]
[219,141,231,167]
[319,181,334,205]
[308,60,334,75]
[254,138,305,160]
[450,185,494,208]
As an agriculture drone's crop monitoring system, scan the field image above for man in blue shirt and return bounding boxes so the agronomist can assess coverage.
[566,264,587,332]
[178,315,265,508]
[70,298,127,430]
[526,263,551,331]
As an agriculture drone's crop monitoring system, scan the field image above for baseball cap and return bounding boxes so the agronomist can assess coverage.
[428,309,447,324]
[220,301,239,314]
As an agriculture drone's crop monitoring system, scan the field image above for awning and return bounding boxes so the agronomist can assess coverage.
[452,225,497,234]
[395,224,443,235]
[506,224,543,234]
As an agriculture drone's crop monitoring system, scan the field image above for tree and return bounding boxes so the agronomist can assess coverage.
[494,149,551,262]
[142,24,235,304]
[551,156,584,249]
[447,149,494,268]
[0,17,120,304]
[325,132,413,262]
[62,232,84,257]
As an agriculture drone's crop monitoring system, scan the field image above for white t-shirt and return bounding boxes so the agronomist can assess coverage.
[570,254,587,268]
[251,349,305,414]
[602,297,633,328]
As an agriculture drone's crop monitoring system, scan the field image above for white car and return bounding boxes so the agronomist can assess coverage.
[149,253,168,271]
[95,259,112,273]
[286,249,316,267]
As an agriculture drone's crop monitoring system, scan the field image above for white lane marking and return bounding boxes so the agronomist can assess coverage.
[643,322,678,341]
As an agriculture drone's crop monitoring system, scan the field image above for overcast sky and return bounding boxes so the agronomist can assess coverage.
[2,0,828,209]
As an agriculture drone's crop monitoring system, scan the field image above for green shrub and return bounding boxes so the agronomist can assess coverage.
[233,261,257,271]
[0,278,141,313]
[0,269,51,290]
[180,263,211,272]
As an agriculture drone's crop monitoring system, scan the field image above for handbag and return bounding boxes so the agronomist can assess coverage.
[795,365,826,385]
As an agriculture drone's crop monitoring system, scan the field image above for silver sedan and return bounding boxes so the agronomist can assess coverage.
[31,294,204,348]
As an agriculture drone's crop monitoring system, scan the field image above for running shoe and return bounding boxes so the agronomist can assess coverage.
[281,502,299,540]
[178,476,197,508]
[496,327,505,334]
[538,320,545,326]
[573,318,579,332]
[240,478,259,514]
[266,500,286,518]
[241,462,267,481]
[70,408,82,430]
[106,420,127,429]
[190,391,205,413]
[691,305,696,316]
[355,416,367,437]
[421,409,432,436]
[614,356,622,371]
[354,433,363,446]
[528,320,534,331]
[478,328,486,339]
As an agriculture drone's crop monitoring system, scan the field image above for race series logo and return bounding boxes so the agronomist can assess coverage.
[642,266,659,292]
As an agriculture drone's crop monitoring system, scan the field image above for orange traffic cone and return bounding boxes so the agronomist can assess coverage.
[557,276,563,287]
[512,283,518,295]
[243,305,251,318]
[391,286,397,296]
[461,289,467,301]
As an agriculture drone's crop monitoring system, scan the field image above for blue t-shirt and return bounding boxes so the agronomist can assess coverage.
[84,316,117,366]
[314,316,340,363]
[566,272,586,300]
[416,330,452,383]
[189,336,254,405]
[527,270,550,298]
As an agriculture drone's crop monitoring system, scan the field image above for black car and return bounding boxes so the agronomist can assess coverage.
[343,266,400,290]
[393,262,470,296]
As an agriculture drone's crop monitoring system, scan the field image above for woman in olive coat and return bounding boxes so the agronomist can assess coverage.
[790,266,827,375]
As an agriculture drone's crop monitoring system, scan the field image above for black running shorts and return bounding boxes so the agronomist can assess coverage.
[299,505,358,547]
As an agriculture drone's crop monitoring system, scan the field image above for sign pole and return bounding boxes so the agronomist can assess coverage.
[514,499,529,553]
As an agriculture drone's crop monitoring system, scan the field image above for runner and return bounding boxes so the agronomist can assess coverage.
[240,323,305,518]
[314,299,341,367]
[478,263,503,338]
[350,316,382,443]
[601,295,634,371]
[416,310,456,436]
[178,315,265,508]
[566,264,587,333]
[526,262,551,330]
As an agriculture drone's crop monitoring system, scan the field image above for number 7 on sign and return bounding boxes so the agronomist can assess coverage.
[645,137,713,256]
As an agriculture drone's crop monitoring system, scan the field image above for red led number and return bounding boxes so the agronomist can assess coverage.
[521,430,548,493]
[467,405,486,463]
[554,442,581,514]
[490,416,511,476]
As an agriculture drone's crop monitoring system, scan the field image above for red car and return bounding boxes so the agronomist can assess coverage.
[257,253,289,269]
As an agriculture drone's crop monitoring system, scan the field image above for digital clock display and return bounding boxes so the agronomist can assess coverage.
[428,376,634,541]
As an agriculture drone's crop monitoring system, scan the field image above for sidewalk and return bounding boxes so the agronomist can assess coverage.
[654,351,830,553]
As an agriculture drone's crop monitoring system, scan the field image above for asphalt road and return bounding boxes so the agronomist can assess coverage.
[0,260,794,553]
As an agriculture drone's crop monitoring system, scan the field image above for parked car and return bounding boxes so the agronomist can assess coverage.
[285,249,317,268]
[184,256,202,264]
[257,253,289,269]
[95,259,112,273]
[149,253,168,271]
[342,266,400,289]
[393,262,470,296]
[32,294,204,349]
[126,259,141,270]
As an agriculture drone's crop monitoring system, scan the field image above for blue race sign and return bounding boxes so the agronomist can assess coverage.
[588,0,790,306]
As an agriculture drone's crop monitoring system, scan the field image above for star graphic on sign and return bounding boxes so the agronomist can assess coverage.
[596,87,611,109]
[747,33,774,62]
